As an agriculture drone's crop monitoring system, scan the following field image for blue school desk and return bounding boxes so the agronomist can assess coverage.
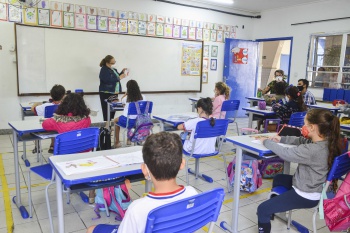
[20,102,37,120]
[245,97,264,107]
[340,124,350,133]
[49,146,149,233]
[152,112,198,131]
[105,100,124,127]
[220,134,291,233]
[188,97,200,112]
[307,102,341,115]
[242,106,276,128]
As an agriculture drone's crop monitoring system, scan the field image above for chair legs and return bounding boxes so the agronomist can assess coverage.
[234,122,239,136]
[187,158,214,183]
[45,182,55,233]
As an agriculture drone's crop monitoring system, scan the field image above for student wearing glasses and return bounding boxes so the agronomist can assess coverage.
[258,69,288,95]
[99,55,128,121]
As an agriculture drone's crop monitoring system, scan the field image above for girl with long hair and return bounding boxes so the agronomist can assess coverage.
[212,82,231,118]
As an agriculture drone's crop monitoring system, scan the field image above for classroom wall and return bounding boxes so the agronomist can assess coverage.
[252,0,350,99]
[0,0,254,129]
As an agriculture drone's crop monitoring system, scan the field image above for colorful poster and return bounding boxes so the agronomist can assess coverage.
[211,45,218,57]
[38,0,49,9]
[50,10,62,27]
[128,19,138,34]
[24,8,37,25]
[210,30,217,42]
[87,15,97,30]
[217,31,223,42]
[75,13,86,30]
[203,29,210,41]
[98,16,108,31]
[181,26,188,39]
[156,23,164,36]
[63,11,74,28]
[8,4,21,22]
[118,19,128,33]
[108,17,118,32]
[203,45,209,57]
[164,24,172,37]
[138,21,146,35]
[50,1,61,11]
[75,5,85,14]
[38,8,49,25]
[63,3,73,12]
[173,25,180,38]
[210,59,217,70]
[188,27,196,40]
[203,58,209,72]
[232,47,248,64]
[147,22,155,36]
[181,43,202,76]
[196,28,203,41]
[0,3,7,21]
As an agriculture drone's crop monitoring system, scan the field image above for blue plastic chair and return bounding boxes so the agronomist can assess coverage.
[116,101,153,146]
[264,111,307,133]
[269,151,350,233]
[144,188,225,233]
[28,127,99,233]
[219,100,240,135]
[183,119,229,188]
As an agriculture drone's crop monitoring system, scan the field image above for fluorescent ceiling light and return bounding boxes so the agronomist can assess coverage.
[208,0,234,4]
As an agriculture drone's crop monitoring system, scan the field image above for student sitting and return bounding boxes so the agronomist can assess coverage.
[212,82,231,118]
[270,86,307,124]
[31,84,66,153]
[86,132,197,233]
[113,80,146,148]
[257,109,342,233]
[177,97,216,154]
[263,81,287,105]
[297,79,316,106]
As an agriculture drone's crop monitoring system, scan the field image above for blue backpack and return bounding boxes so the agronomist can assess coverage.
[127,101,153,143]
[93,184,131,221]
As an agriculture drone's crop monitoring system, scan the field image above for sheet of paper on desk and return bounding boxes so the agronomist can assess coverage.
[167,115,195,122]
[56,156,118,176]
[106,151,143,166]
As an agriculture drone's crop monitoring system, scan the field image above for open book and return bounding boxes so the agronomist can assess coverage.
[55,151,143,176]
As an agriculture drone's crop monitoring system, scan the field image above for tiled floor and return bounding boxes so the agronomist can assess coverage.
[0,118,332,233]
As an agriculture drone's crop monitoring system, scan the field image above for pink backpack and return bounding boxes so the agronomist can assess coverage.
[227,158,262,193]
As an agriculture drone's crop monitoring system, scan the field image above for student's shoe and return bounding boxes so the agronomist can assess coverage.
[113,143,122,149]
[48,146,54,154]
[126,139,131,146]
[32,145,42,154]
[89,197,95,204]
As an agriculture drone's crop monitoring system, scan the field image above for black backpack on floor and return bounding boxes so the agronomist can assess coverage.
[97,127,111,151]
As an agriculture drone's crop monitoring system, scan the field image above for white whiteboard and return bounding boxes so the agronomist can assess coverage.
[16,24,202,95]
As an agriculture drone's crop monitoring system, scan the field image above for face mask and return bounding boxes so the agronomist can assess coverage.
[275,76,283,82]
[301,125,309,138]
[297,85,304,92]
[285,96,289,102]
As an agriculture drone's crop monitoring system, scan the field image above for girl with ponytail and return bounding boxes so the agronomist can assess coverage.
[271,86,307,124]
[177,97,216,154]
[257,109,342,233]
[212,82,231,118]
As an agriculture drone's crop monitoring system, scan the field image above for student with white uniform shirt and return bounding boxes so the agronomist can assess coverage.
[177,97,216,154]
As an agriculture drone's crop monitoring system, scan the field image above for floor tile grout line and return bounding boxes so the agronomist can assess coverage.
[0,153,14,233]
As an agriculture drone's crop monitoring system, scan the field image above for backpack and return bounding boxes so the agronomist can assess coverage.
[93,184,131,221]
[127,101,153,143]
[227,158,262,193]
[97,127,111,151]
[278,124,302,137]
[258,157,284,179]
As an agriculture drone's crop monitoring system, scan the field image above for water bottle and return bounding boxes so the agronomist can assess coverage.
[257,90,262,98]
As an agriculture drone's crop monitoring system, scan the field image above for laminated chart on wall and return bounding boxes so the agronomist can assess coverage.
[181,43,202,76]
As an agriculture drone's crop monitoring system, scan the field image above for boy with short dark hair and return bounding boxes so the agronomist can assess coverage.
[87,132,197,233]
[297,79,316,105]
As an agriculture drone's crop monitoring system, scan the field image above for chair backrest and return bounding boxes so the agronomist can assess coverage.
[127,101,153,116]
[53,127,99,155]
[326,151,350,182]
[194,119,229,139]
[144,188,225,233]
[288,111,307,127]
[219,100,240,119]
[44,105,59,118]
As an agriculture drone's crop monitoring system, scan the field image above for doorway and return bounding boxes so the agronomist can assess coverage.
[255,37,293,90]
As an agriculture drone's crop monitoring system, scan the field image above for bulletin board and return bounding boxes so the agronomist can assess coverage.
[15,24,203,95]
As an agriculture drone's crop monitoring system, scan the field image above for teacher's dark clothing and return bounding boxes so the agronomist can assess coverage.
[99,66,123,121]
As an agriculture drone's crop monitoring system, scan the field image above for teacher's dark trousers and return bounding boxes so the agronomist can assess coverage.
[99,92,117,121]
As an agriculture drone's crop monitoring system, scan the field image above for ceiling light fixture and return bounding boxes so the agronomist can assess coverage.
[209,0,234,5]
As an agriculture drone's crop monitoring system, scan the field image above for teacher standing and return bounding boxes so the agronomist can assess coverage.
[99,55,127,121]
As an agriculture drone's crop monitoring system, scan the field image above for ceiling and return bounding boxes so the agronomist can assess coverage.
[162,0,329,14]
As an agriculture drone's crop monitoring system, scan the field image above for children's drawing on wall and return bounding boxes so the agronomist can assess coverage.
[181,26,188,39]
[189,20,196,28]
[203,45,209,57]
[138,13,146,21]
[87,15,97,30]
[24,7,37,25]
[87,6,97,15]
[156,23,164,36]
[173,17,181,25]
[8,4,21,22]
[181,43,202,76]
[232,47,248,64]
[118,19,128,33]
[188,27,196,40]
[202,72,208,84]
[0,3,7,21]
[98,8,107,16]
[75,14,86,29]
[210,30,217,42]
[63,12,74,28]
[165,16,173,24]
[38,0,49,9]
[164,24,173,37]
[210,59,217,71]
[38,9,49,25]
[203,58,209,72]
[63,3,73,13]
[196,28,203,41]
[128,20,138,34]
[138,21,146,35]
[182,19,189,26]
[108,9,116,18]
[50,1,62,11]
[147,22,155,36]
[108,17,118,32]
[217,31,223,42]
[119,11,127,19]
[203,29,210,41]
[173,25,180,38]
[147,14,155,22]
[224,31,230,41]
[75,5,86,14]
[211,45,218,57]
[98,16,108,31]
[50,10,62,27]
[156,15,164,23]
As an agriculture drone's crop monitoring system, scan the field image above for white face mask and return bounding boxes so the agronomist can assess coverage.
[285,96,289,102]
[275,76,283,82]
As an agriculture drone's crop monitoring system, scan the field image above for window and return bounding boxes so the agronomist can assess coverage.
[307,33,350,89]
